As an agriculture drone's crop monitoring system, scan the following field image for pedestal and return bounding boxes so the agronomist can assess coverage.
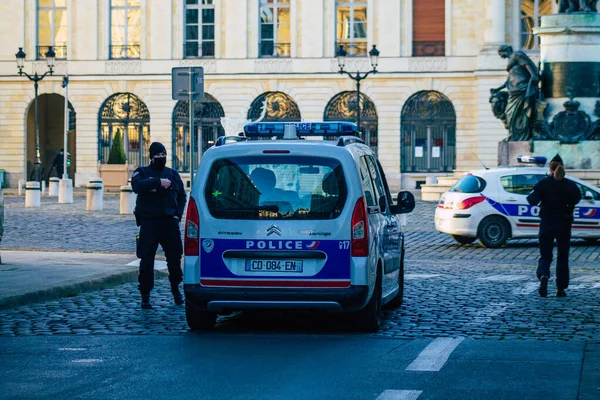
[499,140,600,169]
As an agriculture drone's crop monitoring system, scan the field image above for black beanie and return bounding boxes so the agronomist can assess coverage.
[551,154,563,165]
[149,142,166,157]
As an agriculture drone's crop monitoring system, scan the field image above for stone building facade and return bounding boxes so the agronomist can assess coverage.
[0,0,557,190]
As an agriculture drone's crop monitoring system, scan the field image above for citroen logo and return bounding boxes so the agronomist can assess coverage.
[267,224,282,236]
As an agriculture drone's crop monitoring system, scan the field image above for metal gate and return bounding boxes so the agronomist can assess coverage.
[401,91,456,173]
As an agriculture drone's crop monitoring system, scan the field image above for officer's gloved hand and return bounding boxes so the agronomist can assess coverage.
[160,178,171,189]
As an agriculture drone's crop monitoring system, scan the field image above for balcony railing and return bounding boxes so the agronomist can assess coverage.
[335,41,367,57]
[184,42,215,58]
[412,41,445,57]
[37,45,67,60]
[259,42,291,58]
[110,44,141,60]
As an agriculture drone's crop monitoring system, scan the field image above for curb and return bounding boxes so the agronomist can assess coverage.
[0,268,168,310]
[579,342,600,400]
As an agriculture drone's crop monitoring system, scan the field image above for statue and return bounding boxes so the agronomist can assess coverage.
[219,100,267,136]
[490,45,541,141]
[556,0,598,13]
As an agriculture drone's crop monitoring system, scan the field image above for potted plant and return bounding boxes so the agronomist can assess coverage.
[99,129,135,190]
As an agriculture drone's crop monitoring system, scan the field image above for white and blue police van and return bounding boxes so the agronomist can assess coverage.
[435,156,600,248]
[183,122,415,332]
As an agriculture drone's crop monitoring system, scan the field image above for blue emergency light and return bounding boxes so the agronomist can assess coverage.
[243,122,359,137]
[517,155,547,165]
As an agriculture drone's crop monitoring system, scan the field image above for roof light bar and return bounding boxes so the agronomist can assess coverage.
[517,155,547,165]
[243,122,359,137]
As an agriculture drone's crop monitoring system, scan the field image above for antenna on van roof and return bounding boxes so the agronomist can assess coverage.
[472,153,489,170]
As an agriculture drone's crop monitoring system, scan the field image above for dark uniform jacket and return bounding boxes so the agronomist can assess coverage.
[131,165,187,220]
[526,176,581,220]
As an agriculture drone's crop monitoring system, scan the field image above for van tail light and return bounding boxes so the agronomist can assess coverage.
[351,197,369,257]
[456,196,486,210]
[184,196,200,256]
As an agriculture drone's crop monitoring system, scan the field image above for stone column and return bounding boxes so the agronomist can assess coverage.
[483,0,506,51]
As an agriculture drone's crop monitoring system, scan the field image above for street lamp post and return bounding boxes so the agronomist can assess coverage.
[336,44,380,136]
[15,47,55,183]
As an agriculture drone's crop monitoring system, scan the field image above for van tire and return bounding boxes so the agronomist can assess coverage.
[477,216,510,248]
[451,235,476,245]
[352,268,382,332]
[386,244,405,308]
[185,301,217,331]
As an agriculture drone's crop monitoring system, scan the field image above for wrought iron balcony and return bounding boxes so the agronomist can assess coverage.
[259,42,291,58]
[184,42,215,58]
[335,42,367,57]
[37,45,67,60]
[110,44,141,60]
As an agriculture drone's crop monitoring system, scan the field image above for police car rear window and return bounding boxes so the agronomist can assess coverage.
[450,175,487,193]
[205,156,347,220]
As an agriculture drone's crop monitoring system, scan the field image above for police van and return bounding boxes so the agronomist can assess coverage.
[435,156,600,248]
[183,122,415,332]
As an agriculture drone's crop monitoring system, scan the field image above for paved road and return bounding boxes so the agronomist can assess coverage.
[0,335,585,400]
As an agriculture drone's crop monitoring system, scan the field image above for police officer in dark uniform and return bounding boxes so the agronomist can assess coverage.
[132,142,187,309]
[527,155,581,298]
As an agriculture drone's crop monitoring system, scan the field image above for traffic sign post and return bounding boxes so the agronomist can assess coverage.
[172,67,204,185]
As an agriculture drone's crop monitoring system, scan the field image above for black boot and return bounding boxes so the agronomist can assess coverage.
[556,288,567,297]
[141,293,153,309]
[538,276,548,298]
[171,284,184,306]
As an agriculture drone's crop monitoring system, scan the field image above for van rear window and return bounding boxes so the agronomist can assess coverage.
[205,156,347,220]
[450,175,487,194]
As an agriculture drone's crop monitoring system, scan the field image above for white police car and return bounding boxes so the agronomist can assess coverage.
[435,156,600,248]
[183,122,415,332]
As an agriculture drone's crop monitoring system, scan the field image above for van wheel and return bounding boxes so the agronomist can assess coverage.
[451,235,476,245]
[477,216,510,248]
[353,269,382,332]
[386,245,404,309]
[185,301,217,331]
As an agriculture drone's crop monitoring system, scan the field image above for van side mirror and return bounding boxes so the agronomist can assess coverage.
[393,191,415,214]
[378,195,387,213]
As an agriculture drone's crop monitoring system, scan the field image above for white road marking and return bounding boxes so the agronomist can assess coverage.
[478,274,528,282]
[376,390,423,400]
[127,259,168,270]
[71,359,103,363]
[466,302,513,326]
[405,274,441,280]
[513,282,539,295]
[58,348,87,351]
[405,337,464,372]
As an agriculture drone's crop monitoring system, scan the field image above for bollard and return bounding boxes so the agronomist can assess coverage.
[25,181,41,208]
[41,180,46,196]
[120,185,137,214]
[58,178,73,204]
[86,179,104,211]
[48,177,60,197]
[18,180,25,196]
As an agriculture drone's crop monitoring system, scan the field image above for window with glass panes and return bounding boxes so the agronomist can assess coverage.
[259,0,291,57]
[110,0,141,59]
[37,0,67,59]
[185,0,215,58]
[336,0,367,56]
[520,0,552,51]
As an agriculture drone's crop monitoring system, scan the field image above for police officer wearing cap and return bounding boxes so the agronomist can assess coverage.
[527,154,581,298]
[132,142,187,309]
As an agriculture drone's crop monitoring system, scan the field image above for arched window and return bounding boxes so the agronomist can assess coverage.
[172,94,225,172]
[247,92,301,122]
[401,91,456,173]
[519,0,552,50]
[98,93,150,167]
[324,91,378,154]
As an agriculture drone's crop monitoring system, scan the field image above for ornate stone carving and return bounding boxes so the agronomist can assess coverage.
[490,45,541,141]
[178,59,217,73]
[533,99,600,142]
[254,59,293,73]
[556,0,598,13]
[33,61,67,75]
[330,59,370,72]
[105,61,142,74]
[408,58,448,72]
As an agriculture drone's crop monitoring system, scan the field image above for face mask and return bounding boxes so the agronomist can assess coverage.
[153,157,166,169]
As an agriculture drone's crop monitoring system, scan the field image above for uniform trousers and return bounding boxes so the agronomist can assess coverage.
[536,217,572,290]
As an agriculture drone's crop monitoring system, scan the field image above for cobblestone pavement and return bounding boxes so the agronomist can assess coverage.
[0,259,598,341]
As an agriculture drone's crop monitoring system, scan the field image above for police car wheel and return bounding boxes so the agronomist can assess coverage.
[477,216,510,248]
[451,235,476,245]
[185,301,217,331]
[353,268,382,332]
